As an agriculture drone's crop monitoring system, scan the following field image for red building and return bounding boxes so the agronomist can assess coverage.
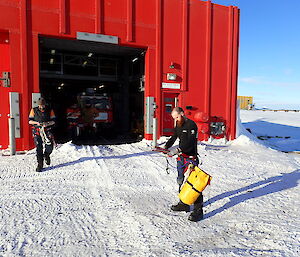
[0,0,239,151]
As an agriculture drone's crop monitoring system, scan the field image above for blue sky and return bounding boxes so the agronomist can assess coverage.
[210,0,300,109]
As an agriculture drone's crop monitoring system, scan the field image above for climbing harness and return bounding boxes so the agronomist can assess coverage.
[39,126,52,145]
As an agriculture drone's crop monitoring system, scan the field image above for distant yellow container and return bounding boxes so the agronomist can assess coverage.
[179,165,212,205]
[237,96,253,110]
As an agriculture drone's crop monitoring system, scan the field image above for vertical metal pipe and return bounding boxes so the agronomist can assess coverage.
[204,0,212,141]
[59,0,67,34]
[9,117,16,155]
[95,0,104,34]
[152,117,157,148]
[127,0,133,42]
[230,7,240,140]
[20,0,30,150]
[181,0,189,90]
[155,0,163,139]
[181,0,189,91]
[226,6,234,140]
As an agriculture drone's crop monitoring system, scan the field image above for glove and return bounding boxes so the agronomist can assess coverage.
[42,121,54,127]
[167,148,181,157]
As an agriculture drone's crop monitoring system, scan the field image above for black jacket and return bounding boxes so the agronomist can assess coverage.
[30,107,52,123]
[165,118,198,156]
[29,107,56,135]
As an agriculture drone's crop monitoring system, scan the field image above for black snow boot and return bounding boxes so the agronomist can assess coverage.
[44,153,51,165]
[188,194,204,222]
[188,208,203,222]
[36,156,44,172]
[171,200,190,212]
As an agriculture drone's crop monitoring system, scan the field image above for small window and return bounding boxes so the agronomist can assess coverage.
[165,104,173,113]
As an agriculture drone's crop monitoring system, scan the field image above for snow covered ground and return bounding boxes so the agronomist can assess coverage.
[0,110,299,257]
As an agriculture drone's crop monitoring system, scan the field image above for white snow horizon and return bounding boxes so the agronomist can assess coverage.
[0,110,299,256]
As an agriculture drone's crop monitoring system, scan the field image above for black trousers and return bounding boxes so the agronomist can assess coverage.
[34,135,53,160]
[194,193,203,211]
[177,156,203,210]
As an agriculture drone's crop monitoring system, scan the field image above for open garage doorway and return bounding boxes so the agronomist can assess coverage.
[39,37,145,145]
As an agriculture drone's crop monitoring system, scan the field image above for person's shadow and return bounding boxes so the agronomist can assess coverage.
[204,169,300,219]
[43,150,158,171]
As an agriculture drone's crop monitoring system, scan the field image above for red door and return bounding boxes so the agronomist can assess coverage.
[162,92,178,136]
[0,32,11,150]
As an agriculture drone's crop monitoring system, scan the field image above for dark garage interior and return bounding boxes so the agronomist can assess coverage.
[39,37,145,145]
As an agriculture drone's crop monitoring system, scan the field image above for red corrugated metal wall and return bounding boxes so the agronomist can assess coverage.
[0,0,239,151]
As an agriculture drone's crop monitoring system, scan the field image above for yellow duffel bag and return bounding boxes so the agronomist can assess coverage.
[179,165,212,205]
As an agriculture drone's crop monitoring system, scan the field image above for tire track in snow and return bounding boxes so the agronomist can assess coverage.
[82,144,186,255]
[82,145,143,254]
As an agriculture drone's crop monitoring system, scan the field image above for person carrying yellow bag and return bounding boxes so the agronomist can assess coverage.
[164,107,205,222]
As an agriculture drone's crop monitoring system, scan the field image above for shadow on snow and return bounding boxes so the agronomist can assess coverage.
[204,169,300,219]
[44,150,159,171]
[243,120,300,152]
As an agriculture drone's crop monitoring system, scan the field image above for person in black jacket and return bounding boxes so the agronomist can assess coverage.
[165,107,203,222]
[29,98,56,172]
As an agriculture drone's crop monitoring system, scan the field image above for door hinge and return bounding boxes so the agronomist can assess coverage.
[0,72,11,87]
